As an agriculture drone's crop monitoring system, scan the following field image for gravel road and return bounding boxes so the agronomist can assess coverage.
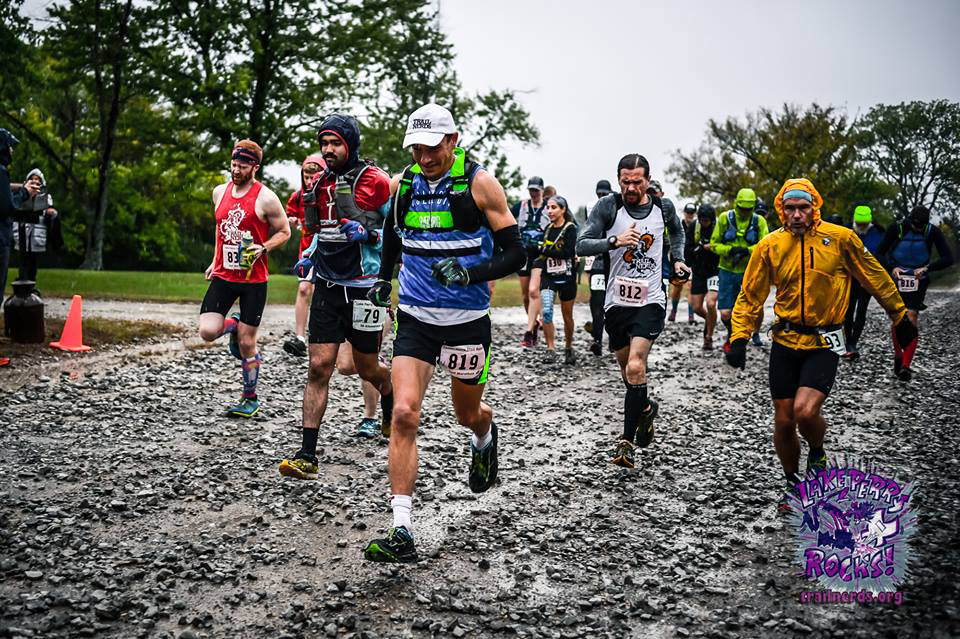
[1,292,958,638]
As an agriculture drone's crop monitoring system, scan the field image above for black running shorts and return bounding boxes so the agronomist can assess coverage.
[604,304,665,351]
[516,247,540,277]
[898,277,930,312]
[200,277,268,326]
[769,340,840,400]
[540,277,577,302]
[308,281,384,354]
[393,309,491,385]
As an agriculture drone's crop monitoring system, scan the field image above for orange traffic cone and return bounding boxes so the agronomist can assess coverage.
[50,295,91,352]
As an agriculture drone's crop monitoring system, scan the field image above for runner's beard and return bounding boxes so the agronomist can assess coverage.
[232,171,253,186]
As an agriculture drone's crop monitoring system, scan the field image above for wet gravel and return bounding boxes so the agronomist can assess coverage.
[1,293,958,638]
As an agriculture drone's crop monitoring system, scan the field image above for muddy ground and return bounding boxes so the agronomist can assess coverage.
[1,292,958,638]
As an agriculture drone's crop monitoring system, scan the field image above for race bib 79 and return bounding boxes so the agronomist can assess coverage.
[352,299,386,332]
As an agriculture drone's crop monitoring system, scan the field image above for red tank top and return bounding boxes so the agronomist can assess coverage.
[212,181,269,283]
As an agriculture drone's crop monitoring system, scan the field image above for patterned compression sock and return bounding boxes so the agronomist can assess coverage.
[623,383,649,442]
[671,298,679,313]
[242,354,262,399]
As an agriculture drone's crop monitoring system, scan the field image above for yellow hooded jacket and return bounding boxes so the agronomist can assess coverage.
[731,178,906,350]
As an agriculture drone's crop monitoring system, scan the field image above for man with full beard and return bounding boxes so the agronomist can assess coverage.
[198,139,290,417]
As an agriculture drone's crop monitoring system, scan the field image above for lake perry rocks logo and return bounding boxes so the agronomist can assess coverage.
[786,456,917,593]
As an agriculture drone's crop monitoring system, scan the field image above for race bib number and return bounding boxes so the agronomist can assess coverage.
[439,344,486,380]
[707,276,719,292]
[897,275,918,293]
[590,274,606,291]
[351,299,386,332]
[222,244,242,270]
[819,328,846,355]
[546,258,566,275]
[583,255,596,271]
[613,276,648,306]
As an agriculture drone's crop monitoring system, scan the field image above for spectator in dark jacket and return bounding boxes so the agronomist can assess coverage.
[13,168,58,289]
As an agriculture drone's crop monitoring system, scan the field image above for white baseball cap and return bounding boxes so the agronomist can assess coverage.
[402,103,457,148]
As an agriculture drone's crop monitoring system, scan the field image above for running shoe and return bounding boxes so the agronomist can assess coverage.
[589,341,602,357]
[777,483,800,515]
[751,333,763,347]
[702,337,714,351]
[806,449,828,476]
[226,397,259,418]
[611,439,636,469]
[357,417,380,439]
[278,452,319,480]
[227,312,242,359]
[381,391,393,438]
[363,526,418,563]
[468,421,498,493]
[896,367,912,382]
[282,336,307,357]
[634,399,658,448]
[564,348,576,366]
[668,309,677,322]
[893,354,903,377]
[722,340,731,355]
[520,331,534,348]
[846,345,860,361]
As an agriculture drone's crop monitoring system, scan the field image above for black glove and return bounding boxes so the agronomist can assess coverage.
[432,257,470,287]
[894,317,918,347]
[367,279,392,307]
[725,338,748,370]
[670,263,690,281]
[728,247,750,264]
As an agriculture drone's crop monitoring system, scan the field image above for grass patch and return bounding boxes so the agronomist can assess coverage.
[5,269,594,307]
[0,315,186,357]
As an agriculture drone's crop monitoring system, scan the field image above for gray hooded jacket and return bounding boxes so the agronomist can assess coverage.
[14,168,56,253]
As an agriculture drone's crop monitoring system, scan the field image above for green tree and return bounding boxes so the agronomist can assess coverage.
[667,104,892,221]
[856,100,960,219]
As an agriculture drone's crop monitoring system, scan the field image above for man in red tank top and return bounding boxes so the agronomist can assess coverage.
[282,153,325,357]
[198,139,291,418]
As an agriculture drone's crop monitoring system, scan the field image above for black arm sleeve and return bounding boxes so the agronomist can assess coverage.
[928,226,954,271]
[466,223,524,283]
[377,209,401,281]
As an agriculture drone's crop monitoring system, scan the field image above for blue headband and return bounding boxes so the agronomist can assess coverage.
[782,189,813,203]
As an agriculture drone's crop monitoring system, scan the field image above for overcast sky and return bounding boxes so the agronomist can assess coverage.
[440,0,960,207]
[20,0,960,208]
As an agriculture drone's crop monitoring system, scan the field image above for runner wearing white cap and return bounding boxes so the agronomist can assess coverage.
[362,103,525,563]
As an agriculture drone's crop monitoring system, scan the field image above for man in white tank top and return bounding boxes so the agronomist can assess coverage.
[576,153,690,469]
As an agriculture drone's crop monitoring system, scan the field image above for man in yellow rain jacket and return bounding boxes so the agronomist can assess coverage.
[725,178,916,513]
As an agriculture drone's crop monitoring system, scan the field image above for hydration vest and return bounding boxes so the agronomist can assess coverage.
[890,223,932,269]
[721,210,760,245]
[303,162,380,233]
[394,148,485,233]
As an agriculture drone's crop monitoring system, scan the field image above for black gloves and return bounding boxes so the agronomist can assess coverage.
[725,338,748,370]
[432,257,470,287]
[894,317,918,347]
[367,279,392,307]
[728,247,750,265]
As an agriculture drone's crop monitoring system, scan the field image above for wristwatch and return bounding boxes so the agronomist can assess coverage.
[607,235,617,249]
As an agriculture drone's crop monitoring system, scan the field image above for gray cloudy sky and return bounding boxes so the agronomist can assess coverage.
[20,0,960,208]
[440,0,960,207]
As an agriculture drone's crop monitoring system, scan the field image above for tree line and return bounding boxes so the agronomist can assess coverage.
[667,101,960,235]
[1,0,539,271]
